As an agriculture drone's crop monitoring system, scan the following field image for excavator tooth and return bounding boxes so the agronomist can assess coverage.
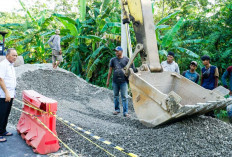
[173,105,198,118]
[188,105,205,116]
[195,103,212,115]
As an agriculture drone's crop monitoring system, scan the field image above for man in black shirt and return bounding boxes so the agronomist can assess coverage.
[106,46,130,117]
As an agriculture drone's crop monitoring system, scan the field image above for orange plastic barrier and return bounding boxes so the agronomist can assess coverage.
[17,90,60,154]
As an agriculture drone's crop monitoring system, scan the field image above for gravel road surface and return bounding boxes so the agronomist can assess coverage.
[7,64,232,157]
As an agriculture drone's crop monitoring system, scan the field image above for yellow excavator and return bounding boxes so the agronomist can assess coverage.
[122,0,232,127]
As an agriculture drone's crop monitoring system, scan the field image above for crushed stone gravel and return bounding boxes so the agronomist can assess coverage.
[8,64,232,157]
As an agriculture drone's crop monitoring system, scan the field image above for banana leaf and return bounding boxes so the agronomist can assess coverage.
[176,47,199,58]
[156,10,180,26]
[101,22,121,32]
[161,18,184,48]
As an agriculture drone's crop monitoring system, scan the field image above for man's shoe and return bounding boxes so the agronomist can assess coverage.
[124,114,130,117]
[113,111,120,115]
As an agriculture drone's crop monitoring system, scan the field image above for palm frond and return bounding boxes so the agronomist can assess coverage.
[86,54,103,81]
[162,18,184,48]
[176,47,199,58]
[86,45,105,73]
[156,11,180,26]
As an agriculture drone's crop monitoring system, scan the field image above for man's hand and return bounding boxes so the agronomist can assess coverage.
[0,78,11,102]
[59,50,62,55]
[106,67,112,88]
[106,80,109,88]
[5,92,11,102]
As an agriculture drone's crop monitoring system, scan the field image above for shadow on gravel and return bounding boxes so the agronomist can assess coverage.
[71,108,142,128]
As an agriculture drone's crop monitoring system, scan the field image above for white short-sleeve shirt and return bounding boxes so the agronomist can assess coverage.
[161,60,180,74]
[0,59,16,98]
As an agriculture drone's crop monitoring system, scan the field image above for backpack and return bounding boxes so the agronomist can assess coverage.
[114,58,129,83]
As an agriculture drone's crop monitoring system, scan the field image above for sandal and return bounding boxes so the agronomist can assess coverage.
[113,111,120,115]
[124,114,130,117]
[0,136,7,142]
[0,131,13,136]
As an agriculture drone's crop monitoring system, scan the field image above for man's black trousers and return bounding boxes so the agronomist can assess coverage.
[0,98,13,134]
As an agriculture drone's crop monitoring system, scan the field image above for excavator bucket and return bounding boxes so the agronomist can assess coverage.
[122,0,232,127]
[129,69,232,127]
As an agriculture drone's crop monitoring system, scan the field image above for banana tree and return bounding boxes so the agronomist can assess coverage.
[155,11,205,59]
[53,0,121,81]
[1,0,56,63]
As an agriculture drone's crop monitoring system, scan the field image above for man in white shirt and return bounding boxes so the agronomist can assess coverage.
[161,51,180,74]
[0,48,17,142]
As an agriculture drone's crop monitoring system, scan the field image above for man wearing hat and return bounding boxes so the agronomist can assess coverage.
[161,51,180,73]
[48,29,63,69]
[106,46,135,117]
[201,55,219,118]
[182,61,199,83]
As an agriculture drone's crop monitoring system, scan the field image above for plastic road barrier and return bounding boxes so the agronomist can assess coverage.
[17,90,60,154]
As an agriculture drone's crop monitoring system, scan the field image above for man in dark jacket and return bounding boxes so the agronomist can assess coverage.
[106,46,131,117]
[200,55,219,117]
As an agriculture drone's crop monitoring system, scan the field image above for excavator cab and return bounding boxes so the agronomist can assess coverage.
[122,0,232,127]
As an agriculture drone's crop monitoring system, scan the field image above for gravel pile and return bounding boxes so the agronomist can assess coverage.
[8,64,232,157]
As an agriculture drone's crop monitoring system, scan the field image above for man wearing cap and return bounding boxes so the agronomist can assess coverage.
[48,29,63,69]
[161,51,180,74]
[106,46,134,117]
[0,48,18,142]
[182,61,199,83]
[201,55,219,118]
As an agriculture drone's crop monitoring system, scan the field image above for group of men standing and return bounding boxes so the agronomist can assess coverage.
[161,51,219,91]
[161,52,219,117]
[107,48,231,118]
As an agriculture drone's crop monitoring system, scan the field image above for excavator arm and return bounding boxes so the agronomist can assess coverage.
[122,0,161,72]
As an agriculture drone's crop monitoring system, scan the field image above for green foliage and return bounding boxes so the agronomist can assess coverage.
[79,0,86,21]
[53,0,121,84]
[161,17,184,48]
[215,109,228,119]
[101,22,121,33]
[156,11,181,26]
